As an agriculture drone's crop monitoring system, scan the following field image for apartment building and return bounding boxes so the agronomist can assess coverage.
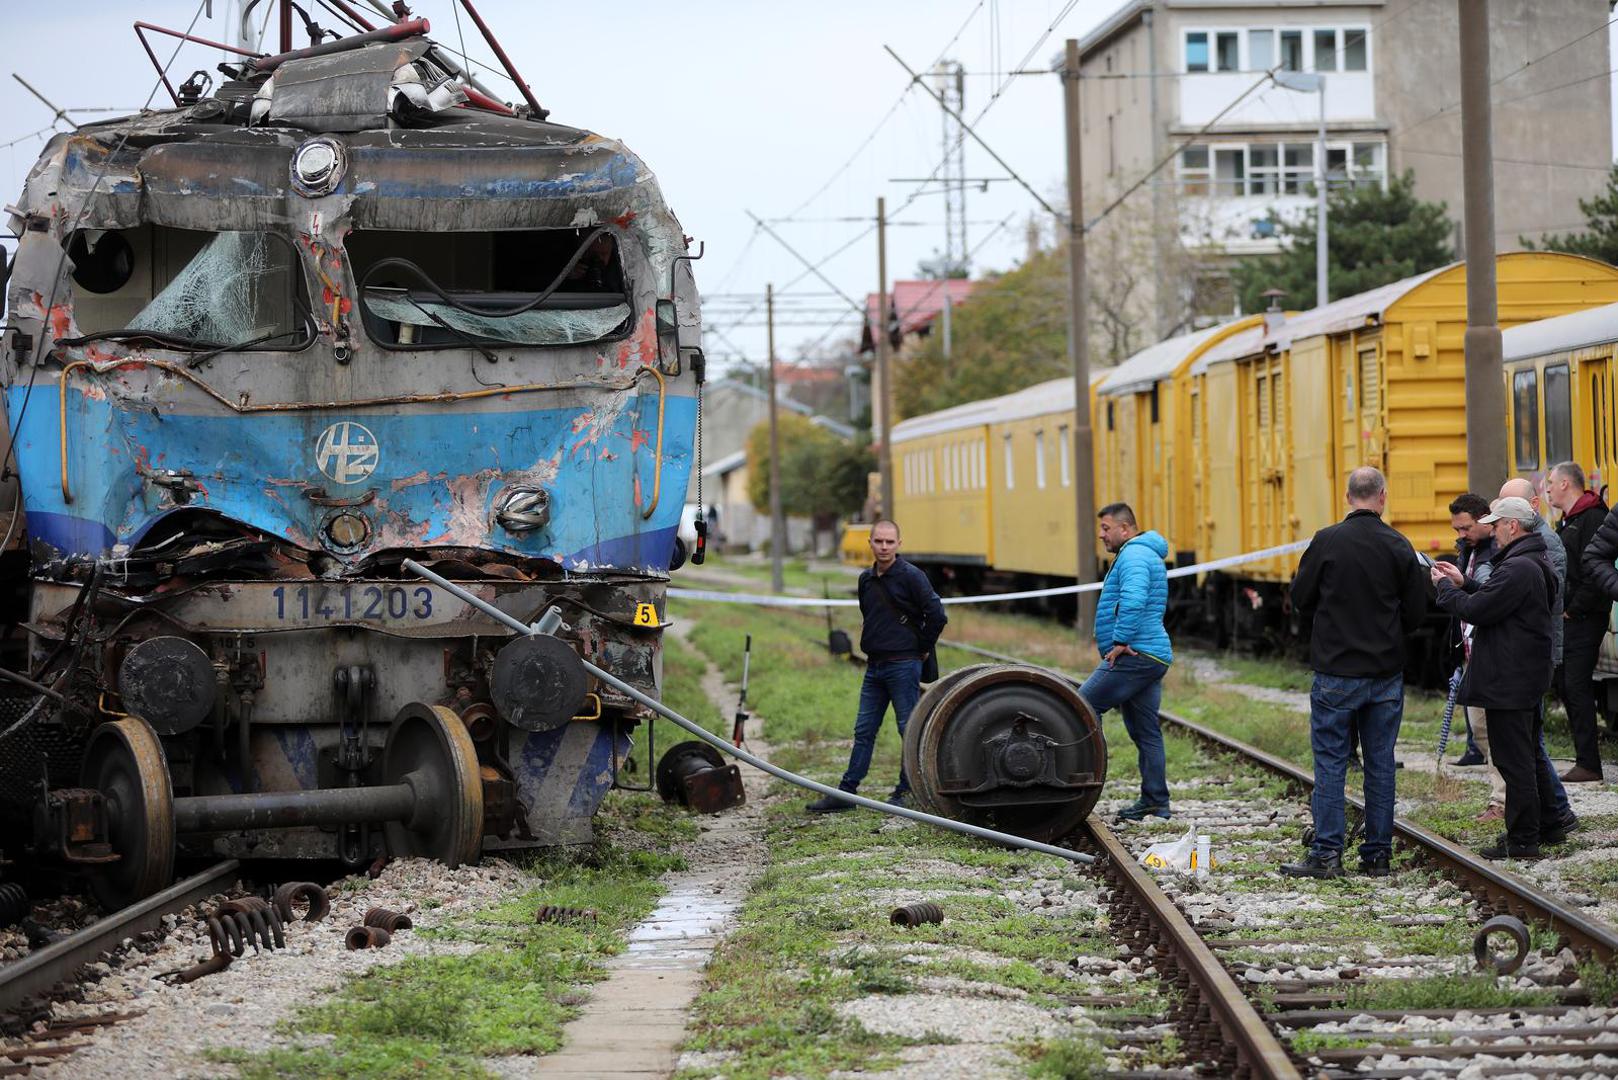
[1078,0,1613,325]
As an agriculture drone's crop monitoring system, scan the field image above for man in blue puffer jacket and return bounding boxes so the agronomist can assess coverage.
[1080,502,1175,822]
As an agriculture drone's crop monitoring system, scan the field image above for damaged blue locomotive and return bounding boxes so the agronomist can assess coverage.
[0,8,703,908]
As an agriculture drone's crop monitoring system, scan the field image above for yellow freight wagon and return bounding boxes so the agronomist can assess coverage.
[987,373,1106,579]
[1194,252,1618,590]
[889,397,999,577]
[1097,316,1265,563]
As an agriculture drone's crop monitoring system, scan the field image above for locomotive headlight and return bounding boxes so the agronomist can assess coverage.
[495,486,551,533]
[322,510,371,553]
[291,137,346,197]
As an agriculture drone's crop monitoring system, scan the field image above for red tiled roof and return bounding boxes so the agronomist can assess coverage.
[861,278,981,352]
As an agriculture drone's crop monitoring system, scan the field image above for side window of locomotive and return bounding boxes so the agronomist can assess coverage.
[1512,368,1540,471]
[65,226,308,349]
[348,229,631,349]
[1543,363,1572,468]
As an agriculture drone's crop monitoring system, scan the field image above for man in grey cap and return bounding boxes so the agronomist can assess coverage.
[1432,496,1565,859]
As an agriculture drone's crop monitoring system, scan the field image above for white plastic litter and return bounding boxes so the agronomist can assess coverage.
[1138,825,1219,874]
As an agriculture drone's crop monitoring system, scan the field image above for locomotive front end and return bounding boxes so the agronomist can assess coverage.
[1,33,701,907]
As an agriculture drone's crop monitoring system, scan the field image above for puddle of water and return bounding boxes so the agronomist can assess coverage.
[620,878,740,965]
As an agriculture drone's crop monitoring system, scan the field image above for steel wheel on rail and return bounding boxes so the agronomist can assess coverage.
[383,703,484,868]
[80,717,176,912]
[912,665,1105,844]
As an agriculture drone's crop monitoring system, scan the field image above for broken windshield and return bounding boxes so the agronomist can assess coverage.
[127,231,306,346]
[349,227,632,348]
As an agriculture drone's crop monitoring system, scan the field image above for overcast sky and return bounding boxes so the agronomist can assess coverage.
[2,2,1615,379]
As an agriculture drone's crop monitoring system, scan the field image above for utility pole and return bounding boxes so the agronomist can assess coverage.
[767,283,786,595]
[1063,39,1098,636]
[1314,81,1327,308]
[876,196,894,517]
[1458,0,1507,493]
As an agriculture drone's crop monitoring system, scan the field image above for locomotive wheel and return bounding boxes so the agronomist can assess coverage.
[80,717,176,912]
[655,741,726,804]
[902,664,997,818]
[911,665,1106,844]
[383,704,484,868]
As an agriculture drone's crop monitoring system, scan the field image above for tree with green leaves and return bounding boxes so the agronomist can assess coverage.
[1229,170,1453,314]
[1523,164,1618,266]
[746,413,874,521]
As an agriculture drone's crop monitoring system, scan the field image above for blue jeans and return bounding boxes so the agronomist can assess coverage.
[1079,653,1170,808]
[1310,672,1402,862]
[840,659,922,793]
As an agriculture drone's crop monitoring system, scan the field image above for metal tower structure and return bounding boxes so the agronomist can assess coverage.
[933,60,968,277]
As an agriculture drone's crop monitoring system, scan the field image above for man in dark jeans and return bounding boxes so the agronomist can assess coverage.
[1546,461,1608,783]
[807,519,945,813]
[1447,493,1495,767]
[1283,467,1428,879]
[1433,496,1563,859]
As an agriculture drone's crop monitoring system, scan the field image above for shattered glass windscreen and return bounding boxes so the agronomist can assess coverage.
[127,231,302,345]
[348,228,632,349]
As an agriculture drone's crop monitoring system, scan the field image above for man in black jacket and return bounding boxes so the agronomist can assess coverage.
[1282,467,1428,879]
[807,519,946,813]
[1433,497,1564,859]
[1448,492,1495,767]
[1547,461,1608,782]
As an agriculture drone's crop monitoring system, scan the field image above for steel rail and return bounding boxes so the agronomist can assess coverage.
[1158,708,1618,964]
[0,861,239,1013]
[1080,815,1301,1079]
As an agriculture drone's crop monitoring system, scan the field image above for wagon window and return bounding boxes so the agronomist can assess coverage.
[1003,434,1015,490]
[1544,363,1572,468]
[1058,424,1072,487]
[1035,430,1048,489]
[1513,369,1540,471]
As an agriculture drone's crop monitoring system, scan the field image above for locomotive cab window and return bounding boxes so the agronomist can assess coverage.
[62,226,312,352]
[348,228,632,349]
[1512,368,1540,471]
[1544,363,1572,468]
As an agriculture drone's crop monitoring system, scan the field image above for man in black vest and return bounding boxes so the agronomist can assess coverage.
[807,519,946,813]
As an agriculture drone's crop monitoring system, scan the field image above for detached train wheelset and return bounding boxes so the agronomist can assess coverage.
[903,664,1107,844]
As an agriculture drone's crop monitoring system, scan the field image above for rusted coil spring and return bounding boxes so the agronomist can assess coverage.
[890,902,944,927]
[346,925,392,950]
[534,905,597,925]
[363,907,413,933]
[0,883,28,927]
[163,882,330,984]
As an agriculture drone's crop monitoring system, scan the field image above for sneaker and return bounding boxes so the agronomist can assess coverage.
[1454,749,1487,767]
[806,792,856,814]
[1116,799,1172,822]
[1480,835,1543,860]
[1560,765,1604,783]
[1280,852,1344,879]
[1475,805,1505,824]
[885,789,912,809]
[1359,855,1391,877]
[1558,812,1581,834]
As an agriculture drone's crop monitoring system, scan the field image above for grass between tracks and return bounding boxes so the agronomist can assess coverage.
[671,601,1132,1079]
[208,639,726,1079]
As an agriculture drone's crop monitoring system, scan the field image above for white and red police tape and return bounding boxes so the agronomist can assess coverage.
[667,538,1314,608]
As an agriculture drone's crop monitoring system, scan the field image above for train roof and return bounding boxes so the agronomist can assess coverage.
[1191,323,1269,375]
[891,372,1106,443]
[1099,316,1267,396]
[1502,300,1618,362]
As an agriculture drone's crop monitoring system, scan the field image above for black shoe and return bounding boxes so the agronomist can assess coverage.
[806,791,856,814]
[1454,749,1487,767]
[1359,855,1391,877]
[1539,828,1568,847]
[1480,835,1543,860]
[885,789,912,809]
[1558,812,1581,834]
[1116,799,1173,822]
[1280,852,1344,879]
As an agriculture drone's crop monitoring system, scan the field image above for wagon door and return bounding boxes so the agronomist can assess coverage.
[1582,354,1612,495]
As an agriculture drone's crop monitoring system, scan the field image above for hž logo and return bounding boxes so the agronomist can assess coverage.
[315,421,380,485]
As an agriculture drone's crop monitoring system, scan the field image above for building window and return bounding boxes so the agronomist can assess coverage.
[1282,143,1314,193]
[1108,115,1116,176]
[1035,430,1048,489]
[1180,145,1210,195]
[1058,424,1071,486]
[1249,29,1274,70]
[1214,148,1245,195]
[1185,31,1209,72]
[1249,144,1280,195]
[1215,31,1240,71]
[1280,30,1303,71]
[1003,435,1015,489]
[1342,28,1368,71]
[1313,28,1338,71]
